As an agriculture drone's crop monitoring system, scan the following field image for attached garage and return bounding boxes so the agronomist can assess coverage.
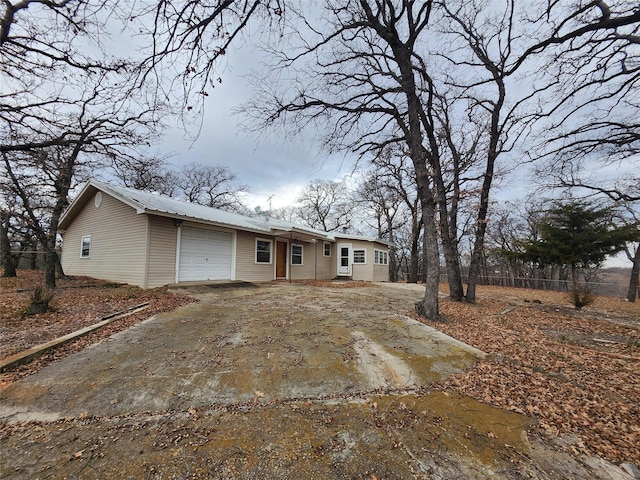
[177,226,233,282]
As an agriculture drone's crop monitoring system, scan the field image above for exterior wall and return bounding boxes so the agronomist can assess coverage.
[372,243,390,282]
[234,234,334,282]
[329,242,338,278]
[350,240,374,282]
[288,241,327,281]
[372,263,389,282]
[315,241,333,280]
[146,215,178,288]
[61,192,148,287]
[347,240,390,282]
[235,230,276,282]
[61,187,389,286]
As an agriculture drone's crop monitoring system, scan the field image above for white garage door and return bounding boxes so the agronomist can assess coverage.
[178,227,233,282]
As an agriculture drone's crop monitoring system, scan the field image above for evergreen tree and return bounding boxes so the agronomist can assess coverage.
[517,200,638,308]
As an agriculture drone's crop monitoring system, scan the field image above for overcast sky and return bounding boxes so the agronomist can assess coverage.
[160,45,354,212]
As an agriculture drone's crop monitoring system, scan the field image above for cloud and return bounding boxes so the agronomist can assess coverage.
[160,45,354,210]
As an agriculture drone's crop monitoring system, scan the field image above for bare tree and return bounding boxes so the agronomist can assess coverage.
[618,203,640,302]
[1,1,175,287]
[625,243,640,302]
[174,162,248,212]
[296,179,354,233]
[364,149,422,283]
[1,1,133,151]
[0,210,16,277]
[356,169,403,281]
[129,0,639,320]
[240,2,448,318]
[136,0,284,123]
[111,154,178,196]
[527,2,640,168]
[1,77,164,287]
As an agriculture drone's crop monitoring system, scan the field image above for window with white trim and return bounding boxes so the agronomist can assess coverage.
[374,249,388,265]
[291,244,303,265]
[255,238,272,263]
[81,235,91,258]
[323,242,331,257]
[353,249,366,264]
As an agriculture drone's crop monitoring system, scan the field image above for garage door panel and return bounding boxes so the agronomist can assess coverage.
[178,227,232,281]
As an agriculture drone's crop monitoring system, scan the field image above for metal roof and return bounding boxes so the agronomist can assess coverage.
[59,180,392,246]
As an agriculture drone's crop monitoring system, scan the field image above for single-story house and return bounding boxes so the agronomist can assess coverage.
[58,180,392,288]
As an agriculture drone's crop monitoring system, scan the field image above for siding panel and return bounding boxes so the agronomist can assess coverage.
[315,242,332,280]
[351,240,373,282]
[289,241,317,281]
[235,231,275,282]
[61,192,147,286]
[147,215,178,287]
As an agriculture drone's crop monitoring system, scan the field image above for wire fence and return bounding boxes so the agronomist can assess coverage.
[441,274,632,298]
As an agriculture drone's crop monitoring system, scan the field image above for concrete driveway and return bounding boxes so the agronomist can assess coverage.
[0,283,603,479]
[1,283,482,422]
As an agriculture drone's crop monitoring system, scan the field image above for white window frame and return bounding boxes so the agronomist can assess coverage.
[374,249,388,265]
[353,249,366,264]
[291,244,303,266]
[323,242,331,257]
[255,238,273,264]
[80,235,91,258]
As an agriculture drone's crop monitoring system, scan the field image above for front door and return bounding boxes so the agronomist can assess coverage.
[337,243,352,276]
[276,241,287,278]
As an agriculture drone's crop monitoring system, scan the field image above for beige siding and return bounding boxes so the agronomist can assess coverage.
[316,242,333,280]
[372,244,390,282]
[289,241,319,281]
[235,231,275,282]
[61,192,148,287]
[372,264,388,282]
[344,240,389,282]
[147,215,178,288]
[351,240,373,281]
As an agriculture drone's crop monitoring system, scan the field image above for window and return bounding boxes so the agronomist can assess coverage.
[340,246,350,267]
[291,245,303,265]
[256,239,272,263]
[81,235,91,258]
[323,242,331,257]
[353,249,366,264]
[374,249,388,265]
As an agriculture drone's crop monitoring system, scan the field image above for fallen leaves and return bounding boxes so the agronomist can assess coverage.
[1,271,195,385]
[421,285,640,465]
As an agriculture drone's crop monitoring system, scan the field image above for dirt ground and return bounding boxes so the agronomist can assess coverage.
[0,273,639,479]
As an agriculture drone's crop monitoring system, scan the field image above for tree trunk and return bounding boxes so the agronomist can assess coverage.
[408,212,420,283]
[441,230,464,300]
[44,243,57,288]
[387,218,398,283]
[29,238,38,269]
[55,250,65,278]
[415,198,440,320]
[627,245,639,302]
[1,211,17,277]
[433,174,464,300]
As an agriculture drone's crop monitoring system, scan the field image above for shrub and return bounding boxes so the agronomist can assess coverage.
[28,286,56,315]
[567,285,595,310]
